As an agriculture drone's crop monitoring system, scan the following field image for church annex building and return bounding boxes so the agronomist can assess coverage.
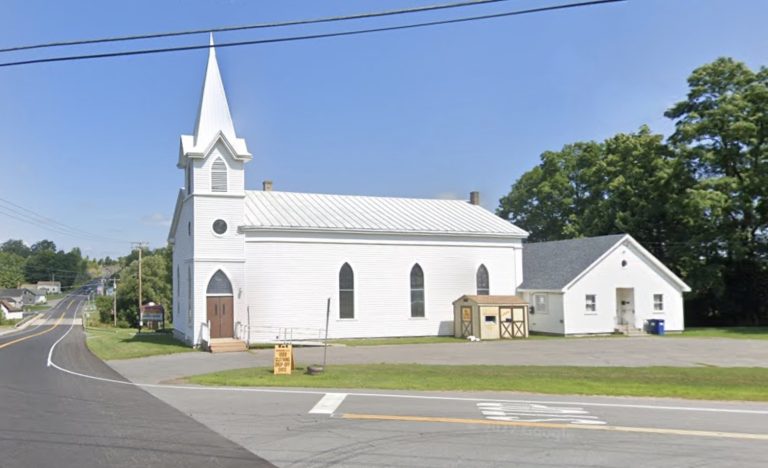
[168,38,528,346]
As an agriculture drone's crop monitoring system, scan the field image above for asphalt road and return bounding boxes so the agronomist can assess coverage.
[0,293,272,467]
[4,294,767,467]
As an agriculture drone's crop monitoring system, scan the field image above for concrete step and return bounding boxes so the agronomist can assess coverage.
[208,338,248,353]
[615,325,648,336]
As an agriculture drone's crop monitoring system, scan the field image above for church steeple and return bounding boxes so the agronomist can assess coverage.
[178,33,251,169]
[193,34,236,147]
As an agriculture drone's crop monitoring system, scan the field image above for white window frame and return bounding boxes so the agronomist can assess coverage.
[585,294,596,313]
[211,157,228,192]
[533,294,548,314]
[653,294,664,314]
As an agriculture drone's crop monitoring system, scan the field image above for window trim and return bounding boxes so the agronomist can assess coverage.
[585,294,597,313]
[410,264,425,318]
[476,264,489,296]
[212,219,228,236]
[211,157,228,193]
[532,293,548,314]
[339,263,354,319]
[653,293,664,314]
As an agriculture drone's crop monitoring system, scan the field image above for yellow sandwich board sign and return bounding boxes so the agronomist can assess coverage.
[273,344,294,375]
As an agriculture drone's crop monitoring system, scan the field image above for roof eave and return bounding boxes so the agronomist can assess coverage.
[178,131,252,168]
[239,225,527,239]
[167,188,186,244]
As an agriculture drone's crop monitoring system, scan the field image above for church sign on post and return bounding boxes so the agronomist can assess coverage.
[273,344,294,375]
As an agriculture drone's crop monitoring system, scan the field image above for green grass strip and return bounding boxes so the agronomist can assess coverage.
[86,327,193,361]
[186,364,768,401]
[672,327,768,340]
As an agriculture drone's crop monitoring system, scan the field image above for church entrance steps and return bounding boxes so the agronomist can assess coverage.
[614,324,648,337]
[208,338,247,353]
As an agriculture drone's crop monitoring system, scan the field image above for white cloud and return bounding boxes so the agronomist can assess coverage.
[140,213,171,227]
[434,191,461,200]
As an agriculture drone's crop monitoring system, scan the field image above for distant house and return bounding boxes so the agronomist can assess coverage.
[36,281,61,294]
[0,289,37,308]
[518,234,690,336]
[20,285,47,304]
[0,300,23,321]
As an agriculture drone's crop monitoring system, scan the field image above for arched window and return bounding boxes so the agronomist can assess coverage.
[206,270,233,295]
[339,263,354,319]
[410,264,425,318]
[211,157,227,192]
[476,264,489,296]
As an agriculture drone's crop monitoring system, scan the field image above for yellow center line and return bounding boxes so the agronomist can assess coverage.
[341,413,768,441]
[0,312,67,350]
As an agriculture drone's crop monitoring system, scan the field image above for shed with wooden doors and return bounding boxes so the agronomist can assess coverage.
[453,295,529,340]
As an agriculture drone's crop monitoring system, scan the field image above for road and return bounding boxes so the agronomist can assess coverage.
[0,292,272,467]
[3,293,767,467]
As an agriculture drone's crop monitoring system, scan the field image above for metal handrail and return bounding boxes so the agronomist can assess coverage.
[200,320,211,349]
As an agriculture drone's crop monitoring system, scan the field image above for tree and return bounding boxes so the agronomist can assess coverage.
[0,252,26,288]
[498,57,768,326]
[497,127,691,265]
[665,57,768,324]
[30,240,56,254]
[116,252,172,326]
[1,239,31,258]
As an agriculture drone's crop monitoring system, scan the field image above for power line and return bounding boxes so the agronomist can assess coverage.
[0,0,626,68]
[0,0,513,54]
[0,197,131,244]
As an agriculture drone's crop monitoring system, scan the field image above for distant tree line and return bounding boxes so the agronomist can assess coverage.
[0,239,90,290]
[498,58,768,326]
[0,237,173,327]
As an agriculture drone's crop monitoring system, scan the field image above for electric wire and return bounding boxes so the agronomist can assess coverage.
[0,0,513,53]
[0,198,131,244]
[0,0,626,68]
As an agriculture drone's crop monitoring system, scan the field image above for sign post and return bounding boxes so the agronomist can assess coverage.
[323,297,330,369]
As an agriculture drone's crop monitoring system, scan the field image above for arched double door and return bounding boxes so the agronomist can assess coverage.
[206,270,234,339]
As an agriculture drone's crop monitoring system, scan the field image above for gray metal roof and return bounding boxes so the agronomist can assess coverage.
[518,234,626,290]
[243,191,527,237]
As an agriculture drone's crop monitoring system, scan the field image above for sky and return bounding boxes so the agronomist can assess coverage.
[1,0,767,259]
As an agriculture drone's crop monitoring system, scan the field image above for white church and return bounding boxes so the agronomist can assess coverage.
[168,39,528,347]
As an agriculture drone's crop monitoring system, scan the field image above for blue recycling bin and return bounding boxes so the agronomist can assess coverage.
[646,319,658,334]
[657,319,665,336]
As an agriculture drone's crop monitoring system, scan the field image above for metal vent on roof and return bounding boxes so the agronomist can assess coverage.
[211,158,227,192]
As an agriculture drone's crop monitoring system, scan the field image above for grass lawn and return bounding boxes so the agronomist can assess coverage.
[185,364,768,401]
[86,326,194,361]
[26,304,51,312]
[672,327,768,340]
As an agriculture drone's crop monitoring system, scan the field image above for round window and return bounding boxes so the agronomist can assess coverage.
[213,219,227,235]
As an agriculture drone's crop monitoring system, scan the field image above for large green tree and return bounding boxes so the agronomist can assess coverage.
[498,57,768,325]
[665,57,768,324]
[0,252,26,288]
[1,239,31,258]
[498,127,692,267]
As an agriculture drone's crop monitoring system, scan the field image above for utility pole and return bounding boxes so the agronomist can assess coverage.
[111,278,119,327]
[131,242,148,332]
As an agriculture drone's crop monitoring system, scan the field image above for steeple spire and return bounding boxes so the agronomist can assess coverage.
[193,33,237,147]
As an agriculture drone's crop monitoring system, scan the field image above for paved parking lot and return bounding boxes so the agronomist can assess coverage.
[110,336,768,386]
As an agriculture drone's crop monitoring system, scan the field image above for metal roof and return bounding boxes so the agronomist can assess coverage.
[518,234,626,290]
[243,191,527,237]
[452,295,528,305]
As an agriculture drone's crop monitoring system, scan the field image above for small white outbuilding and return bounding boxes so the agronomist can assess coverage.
[518,234,691,336]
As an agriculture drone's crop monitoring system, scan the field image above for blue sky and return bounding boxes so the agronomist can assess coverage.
[1,0,767,259]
